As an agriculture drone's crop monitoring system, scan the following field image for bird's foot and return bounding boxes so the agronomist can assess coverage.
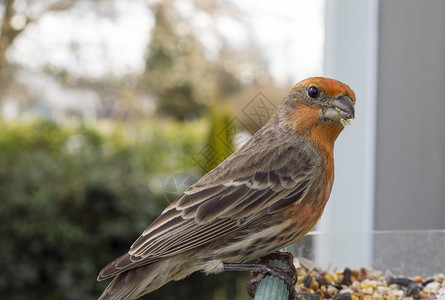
[258,251,297,275]
[223,252,297,299]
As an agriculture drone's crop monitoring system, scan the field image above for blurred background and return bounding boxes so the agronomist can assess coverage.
[0,0,444,299]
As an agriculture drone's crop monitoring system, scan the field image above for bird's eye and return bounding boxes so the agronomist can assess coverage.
[308,86,319,99]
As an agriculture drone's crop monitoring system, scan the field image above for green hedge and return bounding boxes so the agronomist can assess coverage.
[0,119,246,299]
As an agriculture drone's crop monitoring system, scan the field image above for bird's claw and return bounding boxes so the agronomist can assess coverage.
[247,252,297,300]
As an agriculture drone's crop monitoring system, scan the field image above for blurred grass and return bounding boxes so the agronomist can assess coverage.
[0,118,247,300]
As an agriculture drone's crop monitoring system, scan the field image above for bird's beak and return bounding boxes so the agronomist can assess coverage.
[323,96,355,125]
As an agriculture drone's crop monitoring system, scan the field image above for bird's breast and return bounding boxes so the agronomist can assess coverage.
[289,154,334,233]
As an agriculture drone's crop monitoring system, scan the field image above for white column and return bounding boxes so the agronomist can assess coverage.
[314,0,379,269]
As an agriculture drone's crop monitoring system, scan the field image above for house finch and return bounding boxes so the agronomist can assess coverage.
[97,77,356,300]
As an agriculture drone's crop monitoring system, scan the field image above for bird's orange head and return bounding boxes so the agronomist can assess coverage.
[278,77,356,154]
[292,77,356,102]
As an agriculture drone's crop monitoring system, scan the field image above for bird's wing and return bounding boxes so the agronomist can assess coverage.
[98,146,318,280]
[131,167,312,252]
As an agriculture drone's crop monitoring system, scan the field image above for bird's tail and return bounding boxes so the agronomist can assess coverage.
[98,259,186,300]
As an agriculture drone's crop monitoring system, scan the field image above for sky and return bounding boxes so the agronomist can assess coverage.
[236,0,325,82]
[9,0,325,83]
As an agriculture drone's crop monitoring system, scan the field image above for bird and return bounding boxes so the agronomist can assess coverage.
[97,77,356,300]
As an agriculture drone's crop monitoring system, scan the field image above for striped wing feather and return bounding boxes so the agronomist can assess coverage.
[98,145,318,281]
